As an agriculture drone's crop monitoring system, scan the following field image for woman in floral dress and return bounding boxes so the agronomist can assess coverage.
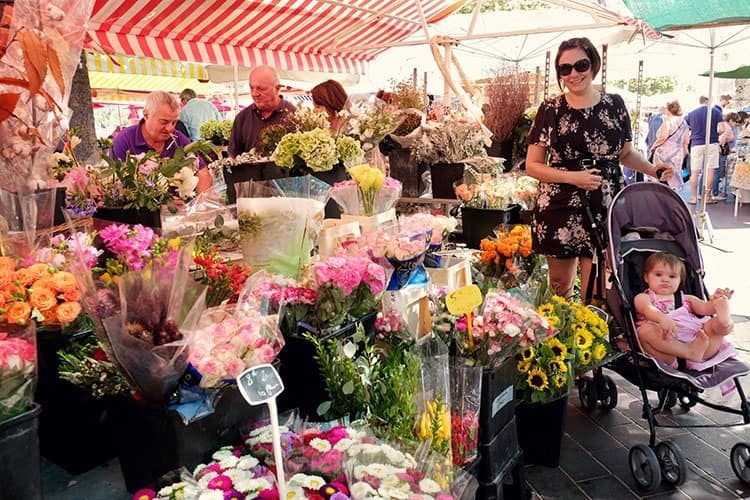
[525,37,672,301]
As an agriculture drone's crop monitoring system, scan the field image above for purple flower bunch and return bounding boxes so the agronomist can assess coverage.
[99,224,179,273]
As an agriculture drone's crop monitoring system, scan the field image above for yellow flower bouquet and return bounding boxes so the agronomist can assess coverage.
[329,163,402,216]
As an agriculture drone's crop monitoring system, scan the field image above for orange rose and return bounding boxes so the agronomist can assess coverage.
[0,267,14,287]
[32,277,56,291]
[13,268,33,286]
[29,287,57,311]
[62,287,80,302]
[4,301,31,324]
[0,256,16,272]
[53,271,77,292]
[27,263,51,281]
[56,301,81,324]
[40,305,58,323]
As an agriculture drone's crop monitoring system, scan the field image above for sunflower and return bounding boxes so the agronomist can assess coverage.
[527,367,549,391]
[520,346,535,361]
[537,303,554,316]
[593,342,608,361]
[517,359,531,373]
[578,349,592,364]
[552,373,568,389]
[546,337,568,359]
[547,358,568,373]
[574,329,594,350]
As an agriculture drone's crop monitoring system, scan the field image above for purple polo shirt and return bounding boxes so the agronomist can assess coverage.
[111,119,192,160]
[228,99,296,156]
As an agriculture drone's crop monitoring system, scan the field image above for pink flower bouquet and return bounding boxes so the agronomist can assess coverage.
[0,322,36,422]
[187,303,285,388]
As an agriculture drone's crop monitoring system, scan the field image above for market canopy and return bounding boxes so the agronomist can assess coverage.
[621,0,750,30]
[700,65,750,78]
[84,0,464,75]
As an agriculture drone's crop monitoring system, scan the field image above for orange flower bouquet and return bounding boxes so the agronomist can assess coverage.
[0,256,81,327]
[476,225,542,290]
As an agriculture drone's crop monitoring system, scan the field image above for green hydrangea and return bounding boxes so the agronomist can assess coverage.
[335,136,364,168]
[297,128,337,172]
[199,119,233,145]
[272,132,302,168]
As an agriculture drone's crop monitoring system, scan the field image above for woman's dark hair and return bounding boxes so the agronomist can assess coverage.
[666,100,682,116]
[311,80,349,114]
[555,37,601,90]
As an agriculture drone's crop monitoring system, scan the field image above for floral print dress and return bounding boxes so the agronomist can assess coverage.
[525,93,630,258]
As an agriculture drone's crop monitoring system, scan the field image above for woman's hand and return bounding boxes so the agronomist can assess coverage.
[654,164,674,182]
[573,168,602,190]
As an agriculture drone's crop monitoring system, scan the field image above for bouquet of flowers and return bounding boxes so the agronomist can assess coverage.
[0,322,36,422]
[192,243,252,308]
[329,165,402,216]
[272,128,364,173]
[410,111,489,165]
[0,256,82,326]
[536,296,610,375]
[515,334,573,405]
[455,172,539,210]
[477,224,541,289]
[199,119,234,146]
[57,331,131,399]
[187,298,285,388]
[457,290,554,368]
[339,100,404,154]
[399,213,458,267]
[449,360,482,467]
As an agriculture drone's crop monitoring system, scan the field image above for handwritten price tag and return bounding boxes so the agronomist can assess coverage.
[237,364,284,405]
[445,285,483,315]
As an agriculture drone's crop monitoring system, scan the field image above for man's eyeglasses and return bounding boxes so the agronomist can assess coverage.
[559,59,591,76]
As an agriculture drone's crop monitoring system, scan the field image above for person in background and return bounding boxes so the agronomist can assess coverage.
[685,96,724,205]
[311,79,349,135]
[646,107,665,153]
[714,112,739,200]
[111,90,211,193]
[719,94,732,110]
[524,37,672,302]
[178,88,221,141]
[228,65,296,157]
[650,100,690,192]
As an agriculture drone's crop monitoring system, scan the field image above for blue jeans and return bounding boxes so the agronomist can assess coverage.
[713,154,727,196]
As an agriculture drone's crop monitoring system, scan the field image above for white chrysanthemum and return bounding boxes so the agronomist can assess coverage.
[197,471,218,489]
[224,468,251,485]
[360,443,382,455]
[353,464,368,479]
[366,463,404,479]
[333,438,354,451]
[350,481,378,498]
[418,478,442,494]
[288,473,326,490]
[218,456,239,469]
[211,448,235,461]
[381,445,407,465]
[237,455,259,470]
[379,484,410,499]
[197,490,224,500]
[235,477,272,495]
[285,486,307,500]
[309,437,332,453]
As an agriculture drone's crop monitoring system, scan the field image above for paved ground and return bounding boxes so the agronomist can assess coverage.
[41,197,750,500]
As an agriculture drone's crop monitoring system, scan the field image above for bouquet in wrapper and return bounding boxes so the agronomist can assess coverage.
[68,224,207,402]
[0,322,36,422]
[329,164,402,216]
[449,360,482,467]
[399,213,458,267]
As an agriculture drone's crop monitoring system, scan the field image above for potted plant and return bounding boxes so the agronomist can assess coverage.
[482,67,531,167]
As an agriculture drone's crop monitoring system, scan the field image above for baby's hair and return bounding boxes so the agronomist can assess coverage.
[644,252,685,284]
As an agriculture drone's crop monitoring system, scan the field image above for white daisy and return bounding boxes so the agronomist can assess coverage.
[237,455,259,470]
[333,438,354,451]
[284,486,306,500]
[350,481,377,498]
[418,478,442,494]
[309,437,332,452]
[378,484,410,499]
[218,456,239,469]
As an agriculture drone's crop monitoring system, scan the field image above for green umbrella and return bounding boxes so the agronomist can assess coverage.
[700,65,750,78]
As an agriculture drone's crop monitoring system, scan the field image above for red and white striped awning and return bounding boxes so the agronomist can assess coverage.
[85,0,465,75]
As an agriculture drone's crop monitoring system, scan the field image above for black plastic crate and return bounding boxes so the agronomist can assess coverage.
[479,358,518,443]
[478,416,520,482]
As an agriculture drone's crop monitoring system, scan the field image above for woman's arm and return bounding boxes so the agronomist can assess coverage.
[525,143,603,190]
[619,141,672,181]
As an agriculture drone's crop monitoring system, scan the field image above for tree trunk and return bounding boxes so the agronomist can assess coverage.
[69,51,97,163]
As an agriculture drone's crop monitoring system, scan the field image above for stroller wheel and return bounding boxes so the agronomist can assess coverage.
[578,376,597,411]
[656,441,687,486]
[679,393,698,410]
[601,375,618,410]
[658,388,678,410]
[629,444,662,492]
[731,443,750,484]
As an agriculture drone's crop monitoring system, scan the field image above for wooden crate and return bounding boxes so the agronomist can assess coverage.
[426,256,472,290]
[382,284,431,338]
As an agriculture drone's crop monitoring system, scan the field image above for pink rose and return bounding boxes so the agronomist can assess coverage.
[224,356,247,378]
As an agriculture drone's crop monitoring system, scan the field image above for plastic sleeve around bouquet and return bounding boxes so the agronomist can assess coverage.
[0,321,37,421]
[449,360,482,467]
[102,248,207,402]
[161,185,237,238]
[235,177,327,279]
[380,221,432,291]
[187,272,285,388]
[329,177,402,216]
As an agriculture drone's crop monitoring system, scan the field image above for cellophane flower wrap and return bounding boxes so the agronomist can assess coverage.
[329,166,402,216]
[0,255,82,326]
[378,221,432,291]
[187,274,285,389]
[448,359,482,467]
[400,213,458,267]
[412,335,453,483]
[0,321,36,422]
[458,289,553,369]
[236,177,327,279]
[455,172,539,211]
[68,224,207,402]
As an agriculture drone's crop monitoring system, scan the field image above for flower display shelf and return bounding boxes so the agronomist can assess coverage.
[430,162,464,199]
[460,205,522,249]
[340,207,397,233]
[276,311,377,420]
[0,403,42,500]
[93,206,162,229]
[515,394,569,468]
[111,387,267,493]
[479,357,518,444]
[426,256,472,290]
[223,161,287,204]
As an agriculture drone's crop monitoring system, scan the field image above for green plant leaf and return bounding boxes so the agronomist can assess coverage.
[317,400,332,416]
[342,380,354,395]
[343,341,357,358]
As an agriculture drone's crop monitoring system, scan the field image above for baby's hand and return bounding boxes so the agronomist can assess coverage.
[658,316,676,339]
[712,288,734,300]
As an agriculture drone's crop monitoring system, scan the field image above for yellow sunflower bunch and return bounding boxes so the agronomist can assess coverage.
[515,335,573,404]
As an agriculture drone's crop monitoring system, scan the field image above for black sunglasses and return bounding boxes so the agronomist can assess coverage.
[559,59,591,76]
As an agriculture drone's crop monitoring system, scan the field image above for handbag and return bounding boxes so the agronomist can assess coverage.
[682,155,691,182]
[649,121,685,163]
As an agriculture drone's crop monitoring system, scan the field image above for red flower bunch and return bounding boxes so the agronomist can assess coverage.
[450,410,479,466]
[193,248,251,307]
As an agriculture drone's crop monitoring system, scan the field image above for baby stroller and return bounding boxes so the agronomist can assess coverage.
[584,182,750,491]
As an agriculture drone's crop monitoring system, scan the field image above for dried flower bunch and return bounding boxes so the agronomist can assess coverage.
[387,78,427,136]
[483,67,531,142]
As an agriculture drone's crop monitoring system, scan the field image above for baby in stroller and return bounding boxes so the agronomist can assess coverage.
[634,251,735,370]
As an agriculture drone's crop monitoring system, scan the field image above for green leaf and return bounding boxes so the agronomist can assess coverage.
[343,342,357,358]
[342,380,354,395]
[317,400,332,416]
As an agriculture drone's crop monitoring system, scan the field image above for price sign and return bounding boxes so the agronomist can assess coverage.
[445,285,483,348]
[237,364,284,405]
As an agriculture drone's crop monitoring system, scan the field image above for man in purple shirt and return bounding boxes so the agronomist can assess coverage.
[112,90,211,192]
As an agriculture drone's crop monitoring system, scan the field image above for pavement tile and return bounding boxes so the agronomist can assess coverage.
[566,410,625,453]
[669,432,735,481]
[558,435,610,482]
[577,475,639,499]
[523,465,589,499]
[669,464,742,499]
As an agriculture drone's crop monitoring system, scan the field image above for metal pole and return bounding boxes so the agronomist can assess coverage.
[443,43,453,105]
[697,29,718,244]
[634,60,644,151]
[233,65,240,116]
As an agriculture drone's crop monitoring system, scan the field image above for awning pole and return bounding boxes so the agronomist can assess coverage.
[233,65,240,116]
[697,28,719,245]
[443,43,453,104]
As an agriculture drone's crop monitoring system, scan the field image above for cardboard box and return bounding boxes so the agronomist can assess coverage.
[426,256,472,290]
[383,284,431,338]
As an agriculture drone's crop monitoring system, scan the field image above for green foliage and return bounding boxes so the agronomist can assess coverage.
[458,0,546,13]
[199,119,233,146]
[611,76,677,97]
